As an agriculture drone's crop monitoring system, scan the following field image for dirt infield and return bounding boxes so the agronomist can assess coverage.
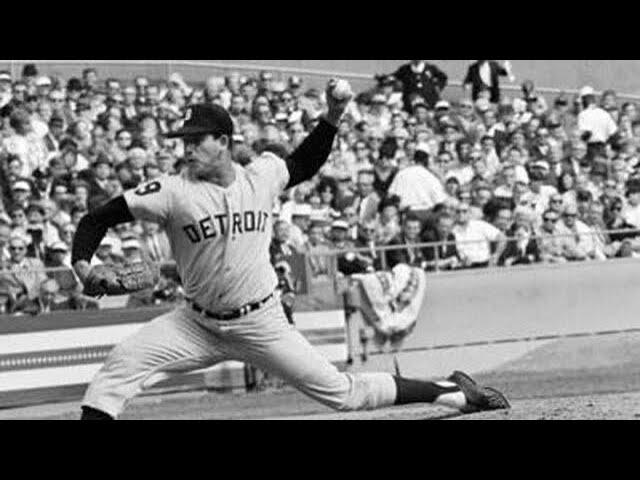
[4,332,640,420]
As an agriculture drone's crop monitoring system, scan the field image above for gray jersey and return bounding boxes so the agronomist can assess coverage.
[124,152,290,311]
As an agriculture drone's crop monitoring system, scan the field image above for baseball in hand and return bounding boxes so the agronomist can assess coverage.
[331,79,353,101]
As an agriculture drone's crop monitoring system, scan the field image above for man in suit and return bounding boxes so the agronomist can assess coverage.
[392,60,448,112]
[354,170,380,225]
[140,221,172,263]
[463,60,515,104]
[78,155,112,211]
[422,212,460,271]
[385,215,428,269]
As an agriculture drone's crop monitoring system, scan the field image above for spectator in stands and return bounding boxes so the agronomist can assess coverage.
[606,197,638,243]
[422,212,460,271]
[492,206,514,235]
[537,209,568,264]
[387,147,447,225]
[374,195,401,245]
[139,221,172,263]
[452,202,506,268]
[305,221,332,277]
[0,233,48,309]
[44,241,81,297]
[354,170,379,224]
[556,203,606,261]
[499,222,540,266]
[331,220,366,276]
[385,215,428,269]
[350,220,383,272]
[270,219,298,268]
[463,60,515,104]
[391,60,448,111]
[372,138,398,197]
[577,86,618,161]
[622,182,640,228]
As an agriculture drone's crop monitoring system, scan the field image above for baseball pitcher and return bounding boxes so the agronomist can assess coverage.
[72,79,509,420]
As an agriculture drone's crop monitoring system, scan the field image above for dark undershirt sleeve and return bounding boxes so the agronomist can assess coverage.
[71,196,135,265]
[285,118,338,189]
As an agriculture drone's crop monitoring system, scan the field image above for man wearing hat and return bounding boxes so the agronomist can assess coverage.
[577,86,618,160]
[288,76,303,98]
[71,79,508,420]
[555,203,605,261]
[391,60,448,111]
[43,241,83,300]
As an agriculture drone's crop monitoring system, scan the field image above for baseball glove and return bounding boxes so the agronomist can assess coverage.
[83,262,161,297]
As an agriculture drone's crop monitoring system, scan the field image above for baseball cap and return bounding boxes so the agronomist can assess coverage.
[274,112,289,123]
[50,241,68,252]
[12,181,31,192]
[291,204,312,218]
[331,220,349,230]
[165,104,233,139]
[435,100,450,110]
[579,86,596,98]
[289,76,302,88]
[530,160,550,172]
[0,71,11,82]
[36,76,52,87]
[99,237,117,248]
[121,239,141,250]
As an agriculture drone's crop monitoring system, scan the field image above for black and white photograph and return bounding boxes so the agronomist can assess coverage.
[0,59,638,421]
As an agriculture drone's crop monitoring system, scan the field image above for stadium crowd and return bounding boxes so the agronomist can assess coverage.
[0,60,638,315]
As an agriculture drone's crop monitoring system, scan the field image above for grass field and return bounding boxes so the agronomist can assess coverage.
[3,332,640,420]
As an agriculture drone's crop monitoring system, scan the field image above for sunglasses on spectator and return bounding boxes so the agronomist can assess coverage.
[9,246,25,251]
[563,213,577,218]
[543,216,559,222]
[551,198,563,203]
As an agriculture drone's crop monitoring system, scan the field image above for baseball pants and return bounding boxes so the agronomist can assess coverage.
[83,296,397,418]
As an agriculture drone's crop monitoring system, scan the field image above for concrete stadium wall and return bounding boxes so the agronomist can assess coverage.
[3,60,640,96]
[346,258,640,377]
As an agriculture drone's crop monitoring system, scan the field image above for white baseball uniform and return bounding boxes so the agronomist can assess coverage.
[83,152,397,418]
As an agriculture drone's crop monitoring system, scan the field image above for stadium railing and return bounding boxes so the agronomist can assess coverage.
[0,227,637,315]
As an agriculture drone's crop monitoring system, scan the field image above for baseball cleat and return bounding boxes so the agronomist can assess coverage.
[447,370,511,414]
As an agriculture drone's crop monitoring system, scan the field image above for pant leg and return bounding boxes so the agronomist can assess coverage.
[83,306,228,418]
[216,298,397,412]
